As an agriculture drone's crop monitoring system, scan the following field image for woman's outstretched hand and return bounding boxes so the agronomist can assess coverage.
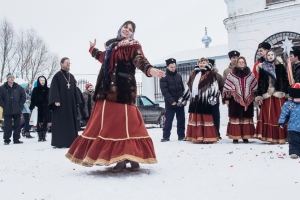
[150,68,166,78]
[90,39,96,47]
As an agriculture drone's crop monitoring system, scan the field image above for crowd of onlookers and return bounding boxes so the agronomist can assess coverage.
[0,72,94,145]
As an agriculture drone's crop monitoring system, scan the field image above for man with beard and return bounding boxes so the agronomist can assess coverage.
[48,57,81,148]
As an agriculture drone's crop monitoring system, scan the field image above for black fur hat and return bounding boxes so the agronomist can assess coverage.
[165,58,176,66]
[228,51,240,59]
[258,42,271,50]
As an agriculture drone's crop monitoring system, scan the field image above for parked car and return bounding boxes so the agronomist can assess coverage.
[137,95,165,127]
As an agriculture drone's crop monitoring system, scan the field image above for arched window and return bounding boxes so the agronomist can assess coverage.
[254,31,300,62]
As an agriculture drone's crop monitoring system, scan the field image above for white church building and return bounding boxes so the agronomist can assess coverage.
[139,0,300,126]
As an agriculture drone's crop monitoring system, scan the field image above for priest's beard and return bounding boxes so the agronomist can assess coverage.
[61,66,70,72]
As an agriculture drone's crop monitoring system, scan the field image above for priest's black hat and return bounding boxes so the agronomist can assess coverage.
[165,58,176,66]
[288,83,300,98]
[258,42,271,50]
[208,59,215,66]
[228,51,240,59]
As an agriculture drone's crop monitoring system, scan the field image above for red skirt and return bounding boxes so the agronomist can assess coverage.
[254,96,288,144]
[66,100,157,166]
[186,113,219,143]
[226,118,255,139]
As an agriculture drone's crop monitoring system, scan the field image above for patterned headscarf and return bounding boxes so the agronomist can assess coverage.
[103,23,135,88]
[262,50,277,81]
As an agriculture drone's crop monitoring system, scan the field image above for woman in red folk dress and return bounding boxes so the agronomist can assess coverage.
[222,57,257,144]
[254,50,289,144]
[186,58,220,143]
[66,21,165,172]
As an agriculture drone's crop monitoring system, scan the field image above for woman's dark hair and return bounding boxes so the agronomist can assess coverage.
[122,21,136,32]
[60,57,69,64]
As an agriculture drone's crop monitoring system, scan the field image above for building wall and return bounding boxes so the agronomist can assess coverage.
[224,1,300,65]
[225,0,299,17]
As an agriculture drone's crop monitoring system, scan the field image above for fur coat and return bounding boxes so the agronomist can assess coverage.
[187,66,220,114]
[255,60,289,102]
[90,39,152,105]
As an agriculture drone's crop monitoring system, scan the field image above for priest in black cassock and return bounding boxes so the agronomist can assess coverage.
[48,57,81,148]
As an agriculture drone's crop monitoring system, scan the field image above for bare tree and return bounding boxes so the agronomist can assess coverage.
[45,53,59,80]
[13,29,59,88]
[0,19,16,82]
[1,18,60,87]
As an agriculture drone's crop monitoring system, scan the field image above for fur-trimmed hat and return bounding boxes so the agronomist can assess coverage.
[258,42,271,50]
[228,51,240,59]
[6,73,15,80]
[289,83,300,98]
[165,58,176,66]
[85,83,93,89]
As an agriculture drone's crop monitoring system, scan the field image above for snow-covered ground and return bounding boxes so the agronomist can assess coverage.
[0,125,299,200]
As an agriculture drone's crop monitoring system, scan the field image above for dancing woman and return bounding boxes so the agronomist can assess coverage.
[66,21,165,172]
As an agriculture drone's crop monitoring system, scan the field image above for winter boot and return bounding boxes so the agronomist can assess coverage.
[290,154,298,159]
[13,140,24,144]
[130,161,140,171]
[21,129,25,137]
[233,140,238,144]
[161,138,170,142]
[38,132,43,142]
[25,132,34,139]
[243,139,249,143]
[42,131,47,141]
[112,161,126,172]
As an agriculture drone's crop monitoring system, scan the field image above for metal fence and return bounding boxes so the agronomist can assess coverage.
[77,78,143,95]
[77,79,90,92]
[154,62,197,101]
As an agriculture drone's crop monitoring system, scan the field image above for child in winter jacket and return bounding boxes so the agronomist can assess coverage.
[278,83,300,159]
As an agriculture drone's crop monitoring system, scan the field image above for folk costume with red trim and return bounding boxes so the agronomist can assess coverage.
[254,54,289,144]
[185,66,219,143]
[66,27,157,166]
[222,67,257,139]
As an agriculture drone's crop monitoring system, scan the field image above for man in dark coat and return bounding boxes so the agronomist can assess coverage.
[291,47,300,83]
[0,73,26,145]
[48,57,81,148]
[160,58,185,142]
